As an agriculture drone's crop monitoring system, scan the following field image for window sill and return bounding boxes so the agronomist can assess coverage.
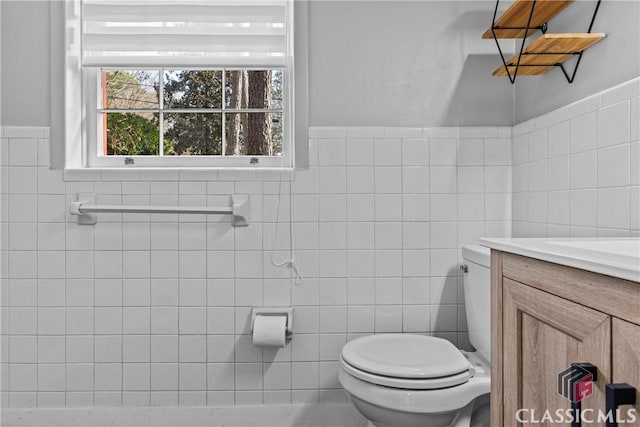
[63,167,294,182]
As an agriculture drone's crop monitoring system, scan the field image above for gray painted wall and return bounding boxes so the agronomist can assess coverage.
[1,1,636,128]
[0,1,50,127]
[514,0,640,123]
[1,0,514,127]
[307,1,514,126]
[0,0,2,126]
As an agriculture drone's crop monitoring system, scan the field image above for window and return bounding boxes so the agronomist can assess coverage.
[61,0,305,169]
[95,68,285,166]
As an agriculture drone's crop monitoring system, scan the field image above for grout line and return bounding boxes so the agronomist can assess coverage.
[119,183,124,407]
[232,201,237,405]
[34,148,39,407]
[205,213,209,405]
[176,186,181,406]
[5,139,11,407]
[372,137,377,335]
[148,197,153,406]
[399,137,405,334]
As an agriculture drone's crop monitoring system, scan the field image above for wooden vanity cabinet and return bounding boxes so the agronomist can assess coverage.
[613,319,640,427]
[491,251,640,426]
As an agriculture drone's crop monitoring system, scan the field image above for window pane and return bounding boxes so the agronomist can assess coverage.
[225,70,283,109]
[104,70,159,109]
[164,70,222,109]
[164,113,222,155]
[224,112,283,156]
[104,112,160,155]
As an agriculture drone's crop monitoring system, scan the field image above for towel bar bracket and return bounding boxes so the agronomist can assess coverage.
[70,193,98,225]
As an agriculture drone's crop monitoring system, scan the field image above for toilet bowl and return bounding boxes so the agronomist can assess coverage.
[339,244,491,427]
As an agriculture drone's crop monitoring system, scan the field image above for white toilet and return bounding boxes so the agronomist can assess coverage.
[339,244,492,427]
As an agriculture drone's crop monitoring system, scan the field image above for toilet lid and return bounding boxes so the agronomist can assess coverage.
[341,334,470,379]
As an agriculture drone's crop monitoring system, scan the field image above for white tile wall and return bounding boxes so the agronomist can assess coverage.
[1,125,511,408]
[512,77,640,238]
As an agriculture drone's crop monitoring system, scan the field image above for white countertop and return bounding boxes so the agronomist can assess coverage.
[479,238,640,283]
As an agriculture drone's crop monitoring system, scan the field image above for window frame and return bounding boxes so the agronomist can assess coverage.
[54,0,307,171]
[87,66,292,168]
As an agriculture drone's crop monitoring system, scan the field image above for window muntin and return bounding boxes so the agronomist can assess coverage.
[91,68,288,167]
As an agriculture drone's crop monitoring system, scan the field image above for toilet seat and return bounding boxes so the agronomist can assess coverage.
[339,367,491,415]
[340,334,472,389]
[339,350,491,414]
[341,356,471,389]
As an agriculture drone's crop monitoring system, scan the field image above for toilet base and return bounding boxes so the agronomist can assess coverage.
[467,394,490,427]
[349,392,490,427]
[349,393,457,427]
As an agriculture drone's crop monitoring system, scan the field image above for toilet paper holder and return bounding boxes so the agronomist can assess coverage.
[250,307,293,340]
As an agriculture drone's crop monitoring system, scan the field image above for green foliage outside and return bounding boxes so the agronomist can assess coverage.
[163,70,223,155]
[106,112,160,155]
[104,69,283,157]
[105,70,164,156]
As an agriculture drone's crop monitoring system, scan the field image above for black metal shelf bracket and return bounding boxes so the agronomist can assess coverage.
[490,0,602,84]
[557,0,602,83]
[491,0,538,84]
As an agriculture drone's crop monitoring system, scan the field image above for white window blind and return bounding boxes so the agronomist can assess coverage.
[81,0,291,67]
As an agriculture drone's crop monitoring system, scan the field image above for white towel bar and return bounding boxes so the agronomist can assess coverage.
[70,193,250,226]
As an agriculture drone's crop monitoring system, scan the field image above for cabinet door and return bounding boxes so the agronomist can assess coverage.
[503,278,611,426]
[613,318,640,427]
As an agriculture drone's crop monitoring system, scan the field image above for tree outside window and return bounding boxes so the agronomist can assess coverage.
[102,69,284,158]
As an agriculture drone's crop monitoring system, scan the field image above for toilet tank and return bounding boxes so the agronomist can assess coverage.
[461,244,491,362]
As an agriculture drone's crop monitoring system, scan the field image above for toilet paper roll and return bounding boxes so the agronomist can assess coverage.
[252,315,287,347]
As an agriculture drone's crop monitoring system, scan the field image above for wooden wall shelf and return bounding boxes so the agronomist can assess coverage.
[482,0,573,39]
[484,0,604,83]
[492,33,605,76]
